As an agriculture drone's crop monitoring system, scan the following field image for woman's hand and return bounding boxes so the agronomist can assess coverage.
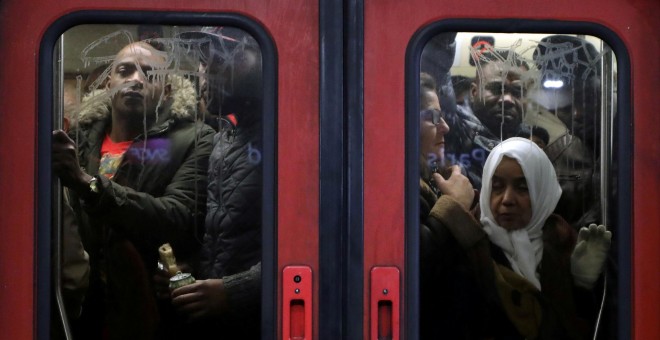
[433,165,475,210]
[571,224,612,289]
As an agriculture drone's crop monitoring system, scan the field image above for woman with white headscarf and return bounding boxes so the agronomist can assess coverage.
[480,137,564,291]
[422,136,611,339]
[477,137,611,339]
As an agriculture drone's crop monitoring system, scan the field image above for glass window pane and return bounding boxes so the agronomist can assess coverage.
[418,32,618,339]
[52,24,264,339]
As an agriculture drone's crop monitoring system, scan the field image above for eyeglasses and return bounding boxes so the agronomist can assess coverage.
[420,108,444,125]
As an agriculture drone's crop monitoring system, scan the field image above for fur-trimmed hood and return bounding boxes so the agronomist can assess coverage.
[70,74,198,128]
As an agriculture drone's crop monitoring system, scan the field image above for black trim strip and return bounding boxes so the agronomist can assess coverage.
[319,0,346,338]
[345,0,365,338]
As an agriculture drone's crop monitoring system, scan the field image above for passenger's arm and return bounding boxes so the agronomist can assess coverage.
[84,124,215,251]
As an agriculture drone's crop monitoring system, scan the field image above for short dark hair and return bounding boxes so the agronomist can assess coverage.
[533,35,601,83]
[420,72,437,110]
[517,125,549,146]
[451,75,472,95]
[473,50,529,72]
[533,35,602,136]
[420,72,437,93]
[531,126,549,146]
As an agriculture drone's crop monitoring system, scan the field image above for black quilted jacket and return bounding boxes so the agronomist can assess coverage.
[201,113,262,279]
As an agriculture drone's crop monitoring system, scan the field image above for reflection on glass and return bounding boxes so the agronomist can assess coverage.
[419,32,617,339]
[52,24,264,339]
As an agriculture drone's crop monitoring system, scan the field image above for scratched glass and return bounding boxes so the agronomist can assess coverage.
[418,32,618,339]
[53,24,265,339]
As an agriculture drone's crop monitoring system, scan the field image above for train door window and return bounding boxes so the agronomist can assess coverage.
[51,23,268,339]
[417,32,619,339]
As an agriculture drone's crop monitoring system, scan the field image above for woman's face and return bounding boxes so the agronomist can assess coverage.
[490,156,532,230]
[420,90,450,163]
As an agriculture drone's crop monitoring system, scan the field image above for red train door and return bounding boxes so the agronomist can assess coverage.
[362,0,659,339]
[0,1,324,339]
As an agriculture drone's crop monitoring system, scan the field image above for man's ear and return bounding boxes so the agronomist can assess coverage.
[471,81,479,98]
[164,83,171,98]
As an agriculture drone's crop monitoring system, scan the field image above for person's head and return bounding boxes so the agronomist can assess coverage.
[517,125,549,149]
[533,35,601,147]
[533,35,600,90]
[180,27,263,120]
[480,137,562,231]
[420,72,450,165]
[107,41,170,118]
[451,75,472,106]
[471,50,529,139]
[530,136,546,149]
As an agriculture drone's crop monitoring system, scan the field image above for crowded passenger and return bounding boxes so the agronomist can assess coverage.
[451,75,473,108]
[517,125,550,149]
[443,49,533,190]
[418,72,481,338]
[421,32,460,123]
[155,27,264,339]
[479,137,610,339]
[526,35,602,229]
[53,41,214,339]
[528,34,616,339]
[421,135,611,339]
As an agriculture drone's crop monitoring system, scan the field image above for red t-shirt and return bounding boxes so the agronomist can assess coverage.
[98,134,132,179]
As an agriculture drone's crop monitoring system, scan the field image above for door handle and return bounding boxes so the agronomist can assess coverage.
[283,266,312,340]
[370,266,400,340]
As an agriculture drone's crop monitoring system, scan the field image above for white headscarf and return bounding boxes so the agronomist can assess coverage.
[480,137,562,290]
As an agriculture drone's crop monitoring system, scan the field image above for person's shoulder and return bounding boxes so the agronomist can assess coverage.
[543,214,577,249]
[162,119,216,151]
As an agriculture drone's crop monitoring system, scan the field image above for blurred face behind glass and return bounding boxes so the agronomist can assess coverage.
[420,89,450,164]
[197,47,228,118]
[108,42,170,117]
[198,39,261,117]
[471,61,527,138]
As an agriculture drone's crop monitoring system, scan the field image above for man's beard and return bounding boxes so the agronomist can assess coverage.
[473,102,522,138]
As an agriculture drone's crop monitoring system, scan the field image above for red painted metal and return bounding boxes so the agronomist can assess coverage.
[370,267,400,340]
[364,0,660,339]
[282,266,313,340]
[0,1,319,339]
